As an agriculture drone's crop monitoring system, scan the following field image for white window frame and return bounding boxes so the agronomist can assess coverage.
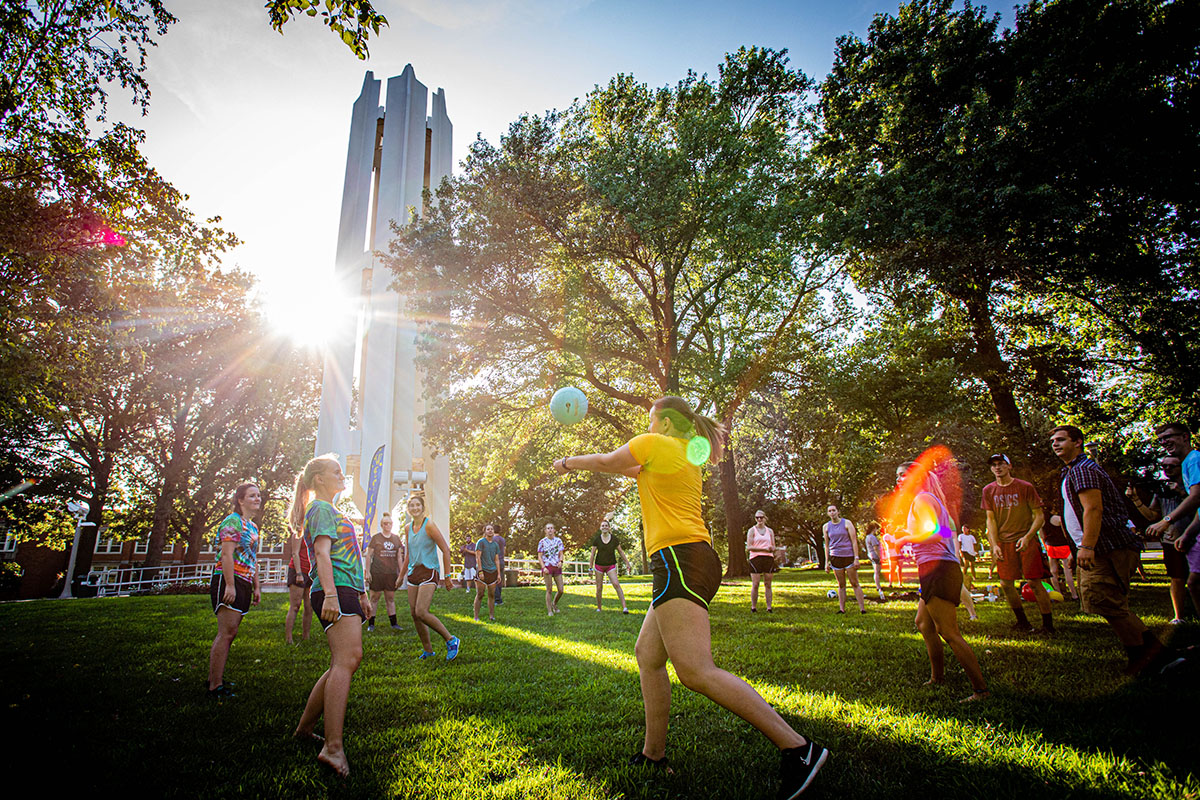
[0,531,17,554]
[133,538,149,555]
[94,537,123,555]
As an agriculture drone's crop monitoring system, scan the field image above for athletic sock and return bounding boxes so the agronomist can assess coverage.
[1041,612,1054,631]
[368,616,376,626]
[389,614,398,626]
[1013,606,1030,627]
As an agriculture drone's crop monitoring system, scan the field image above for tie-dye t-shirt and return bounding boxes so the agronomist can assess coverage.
[213,513,259,582]
[304,500,364,593]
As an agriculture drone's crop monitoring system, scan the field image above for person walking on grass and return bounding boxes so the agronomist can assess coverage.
[747,509,779,613]
[460,537,478,592]
[591,519,632,613]
[553,396,829,798]
[538,522,566,616]
[285,523,312,646]
[1042,507,1080,601]
[365,513,403,631]
[1052,425,1166,676]
[957,527,979,588]
[894,462,989,703]
[474,524,502,621]
[863,522,886,601]
[982,454,1055,634]
[1147,423,1200,620]
[401,494,459,661]
[206,482,262,698]
[288,455,373,778]
[823,505,865,614]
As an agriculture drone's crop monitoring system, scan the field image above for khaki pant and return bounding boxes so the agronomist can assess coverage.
[1080,547,1137,620]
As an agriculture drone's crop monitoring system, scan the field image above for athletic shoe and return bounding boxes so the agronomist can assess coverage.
[1170,618,1184,625]
[446,636,460,661]
[417,650,435,660]
[206,684,236,699]
[628,752,670,770]
[367,623,375,632]
[391,623,402,629]
[778,741,829,799]
[494,600,504,605]
[622,609,630,614]
[1010,622,1034,634]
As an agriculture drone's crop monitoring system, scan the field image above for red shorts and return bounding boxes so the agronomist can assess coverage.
[1046,544,1072,560]
[544,565,562,577]
[997,540,1045,582]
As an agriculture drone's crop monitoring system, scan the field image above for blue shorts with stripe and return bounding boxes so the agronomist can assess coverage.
[651,541,722,610]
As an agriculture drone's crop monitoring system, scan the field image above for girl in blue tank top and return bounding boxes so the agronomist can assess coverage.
[400,495,459,661]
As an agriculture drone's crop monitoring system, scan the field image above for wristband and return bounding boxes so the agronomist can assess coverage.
[562,457,573,471]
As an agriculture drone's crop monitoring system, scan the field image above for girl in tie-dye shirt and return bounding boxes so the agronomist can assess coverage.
[206,483,262,697]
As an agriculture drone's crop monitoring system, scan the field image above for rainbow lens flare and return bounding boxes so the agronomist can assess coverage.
[686,435,711,466]
[881,445,961,542]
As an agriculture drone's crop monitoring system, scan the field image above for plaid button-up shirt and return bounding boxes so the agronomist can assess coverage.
[1060,454,1139,554]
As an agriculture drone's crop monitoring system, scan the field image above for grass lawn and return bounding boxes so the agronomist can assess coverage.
[2,569,1195,799]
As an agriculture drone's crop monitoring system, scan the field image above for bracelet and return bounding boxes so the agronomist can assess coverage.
[562,456,573,471]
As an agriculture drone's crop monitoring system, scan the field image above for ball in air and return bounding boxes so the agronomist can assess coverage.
[549,386,588,425]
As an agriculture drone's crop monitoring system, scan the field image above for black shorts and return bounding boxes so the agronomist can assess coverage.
[651,542,722,610]
[829,555,856,570]
[476,569,499,586]
[961,553,976,564]
[918,560,963,606]
[287,566,312,589]
[370,566,399,590]
[210,574,252,615]
[310,586,366,632]
[408,566,441,586]
[749,555,778,574]
[1163,542,1189,580]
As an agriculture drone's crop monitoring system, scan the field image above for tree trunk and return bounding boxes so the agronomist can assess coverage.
[962,289,1027,449]
[719,443,749,577]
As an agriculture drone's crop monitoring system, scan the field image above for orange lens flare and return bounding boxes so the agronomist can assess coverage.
[880,445,961,541]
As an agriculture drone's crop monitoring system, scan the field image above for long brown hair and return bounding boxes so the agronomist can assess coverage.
[287,454,341,534]
[651,396,726,465]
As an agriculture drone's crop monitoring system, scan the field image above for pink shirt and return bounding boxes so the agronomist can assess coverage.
[747,525,775,557]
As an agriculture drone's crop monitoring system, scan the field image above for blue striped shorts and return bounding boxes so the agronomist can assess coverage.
[651,542,722,609]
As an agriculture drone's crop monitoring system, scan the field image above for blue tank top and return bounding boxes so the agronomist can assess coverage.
[827,518,854,558]
[406,518,440,575]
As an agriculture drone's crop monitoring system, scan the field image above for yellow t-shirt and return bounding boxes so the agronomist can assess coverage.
[628,433,710,555]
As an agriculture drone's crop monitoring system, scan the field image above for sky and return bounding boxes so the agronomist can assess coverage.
[124,0,1015,332]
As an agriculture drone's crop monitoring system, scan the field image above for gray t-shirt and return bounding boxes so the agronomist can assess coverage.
[865,533,881,561]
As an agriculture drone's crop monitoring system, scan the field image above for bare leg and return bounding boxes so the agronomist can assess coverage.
[544,574,555,615]
[369,590,382,624]
[960,585,977,619]
[384,590,396,618]
[925,596,988,699]
[634,605,672,760]
[914,600,945,684]
[1048,560,1063,594]
[285,585,302,644]
[835,568,847,612]
[1169,577,1186,620]
[764,574,773,611]
[1032,581,1052,615]
[847,567,864,612]
[207,607,242,689]
[301,588,311,640]
[553,573,564,610]
[413,582,452,642]
[294,615,363,777]
[407,584,432,651]
[595,572,604,610]
[750,573,760,611]
[473,581,485,620]
[487,583,496,619]
[1188,572,1200,617]
[653,599,807,749]
[608,570,628,611]
[871,561,884,597]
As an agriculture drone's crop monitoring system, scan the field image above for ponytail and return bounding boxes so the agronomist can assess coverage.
[652,396,727,465]
[287,454,341,536]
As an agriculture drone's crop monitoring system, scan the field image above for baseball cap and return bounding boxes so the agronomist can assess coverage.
[987,454,1011,465]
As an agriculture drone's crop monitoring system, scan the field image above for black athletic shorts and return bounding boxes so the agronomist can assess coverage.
[287,566,312,589]
[310,586,366,632]
[651,541,722,610]
[918,560,963,606]
[370,566,399,591]
[829,555,856,570]
[1163,541,1189,580]
[210,574,252,615]
[749,554,779,574]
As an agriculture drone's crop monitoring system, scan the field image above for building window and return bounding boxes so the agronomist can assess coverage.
[133,539,149,555]
[0,532,17,554]
[94,538,123,555]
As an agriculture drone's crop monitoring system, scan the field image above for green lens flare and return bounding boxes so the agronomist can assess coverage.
[686,435,711,466]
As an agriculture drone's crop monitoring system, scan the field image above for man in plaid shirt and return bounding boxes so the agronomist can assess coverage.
[1051,425,1164,675]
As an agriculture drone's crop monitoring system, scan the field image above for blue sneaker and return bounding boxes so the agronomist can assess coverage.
[417,650,435,660]
[445,636,460,661]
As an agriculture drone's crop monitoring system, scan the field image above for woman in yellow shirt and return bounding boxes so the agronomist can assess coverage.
[554,396,828,798]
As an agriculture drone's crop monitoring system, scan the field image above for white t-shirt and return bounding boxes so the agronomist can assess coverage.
[958,532,978,556]
[1061,477,1084,546]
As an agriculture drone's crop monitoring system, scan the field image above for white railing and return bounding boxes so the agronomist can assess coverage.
[85,560,289,597]
[499,558,596,583]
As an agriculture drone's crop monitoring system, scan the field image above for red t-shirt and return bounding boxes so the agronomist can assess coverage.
[981,479,1043,542]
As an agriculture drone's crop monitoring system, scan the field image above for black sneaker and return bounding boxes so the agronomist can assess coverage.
[628,751,671,771]
[778,741,829,799]
[1010,622,1034,634]
[206,684,236,699]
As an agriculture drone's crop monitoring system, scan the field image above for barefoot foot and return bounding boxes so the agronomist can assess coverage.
[960,691,990,703]
[317,744,350,777]
[293,728,324,745]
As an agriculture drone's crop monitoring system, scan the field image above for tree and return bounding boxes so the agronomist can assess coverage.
[265,0,387,59]
[390,48,831,573]
[815,0,1200,465]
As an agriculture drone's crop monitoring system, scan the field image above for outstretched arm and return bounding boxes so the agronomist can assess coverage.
[554,445,639,476]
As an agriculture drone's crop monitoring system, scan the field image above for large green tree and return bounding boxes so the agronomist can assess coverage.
[815,0,1200,465]
[390,48,831,573]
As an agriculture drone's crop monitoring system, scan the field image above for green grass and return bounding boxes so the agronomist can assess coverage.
[2,570,1196,799]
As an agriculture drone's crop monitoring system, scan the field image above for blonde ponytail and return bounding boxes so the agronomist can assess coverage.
[652,396,727,465]
[287,454,341,535]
